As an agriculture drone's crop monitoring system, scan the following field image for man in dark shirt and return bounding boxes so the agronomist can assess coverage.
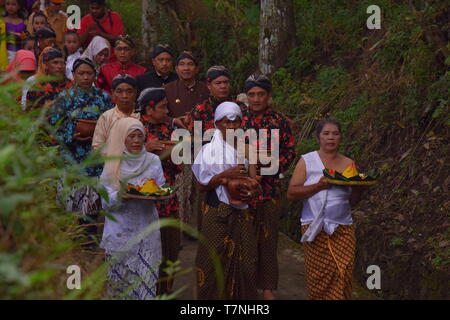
[136,44,178,93]
[165,51,209,128]
[241,74,296,300]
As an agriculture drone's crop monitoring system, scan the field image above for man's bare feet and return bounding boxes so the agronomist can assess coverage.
[262,289,275,300]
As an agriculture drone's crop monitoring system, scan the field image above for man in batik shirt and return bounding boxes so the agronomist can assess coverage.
[241,74,296,300]
[138,87,182,295]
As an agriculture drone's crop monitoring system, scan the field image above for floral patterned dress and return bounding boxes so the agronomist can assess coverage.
[49,85,114,215]
[49,85,114,176]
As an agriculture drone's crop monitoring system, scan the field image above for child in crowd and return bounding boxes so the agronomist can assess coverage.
[64,30,81,80]
[3,0,27,62]
[27,11,47,34]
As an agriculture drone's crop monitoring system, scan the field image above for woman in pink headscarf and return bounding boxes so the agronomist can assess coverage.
[5,49,37,81]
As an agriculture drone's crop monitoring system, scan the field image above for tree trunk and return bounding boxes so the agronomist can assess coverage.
[141,0,161,60]
[259,0,296,76]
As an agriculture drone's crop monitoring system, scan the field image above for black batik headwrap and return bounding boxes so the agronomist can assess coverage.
[151,44,175,59]
[137,87,166,113]
[176,51,198,66]
[206,65,230,82]
[35,27,56,39]
[243,74,272,93]
[112,74,137,90]
[115,34,136,48]
[43,48,63,63]
[72,58,96,73]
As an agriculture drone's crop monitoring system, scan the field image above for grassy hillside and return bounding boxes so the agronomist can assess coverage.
[275,0,449,299]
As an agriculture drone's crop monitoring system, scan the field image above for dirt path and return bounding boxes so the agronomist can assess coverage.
[172,231,376,300]
[173,232,307,300]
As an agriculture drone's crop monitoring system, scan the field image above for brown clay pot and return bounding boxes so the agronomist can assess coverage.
[75,119,97,138]
[227,177,253,204]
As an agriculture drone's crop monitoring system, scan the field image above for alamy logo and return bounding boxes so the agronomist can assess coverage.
[66,5,81,30]
[169,122,281,175]
[366,265,381,290]
[66,265,81,290]
[367,5,381,30]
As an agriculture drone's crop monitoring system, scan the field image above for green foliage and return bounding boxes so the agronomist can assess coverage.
[333,93,368,137]
[314,66,349,95]
[0,83,88,299]
[108,0,141,41]
[195,0,259,92]
[285,46,314,76]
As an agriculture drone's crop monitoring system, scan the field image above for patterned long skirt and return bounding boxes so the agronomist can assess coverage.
[196,203,259,300]
[301,224,356,300]
[106,242,161,300]
[255,199,281,290]
[57,183,101,216]
[176,165,193,225]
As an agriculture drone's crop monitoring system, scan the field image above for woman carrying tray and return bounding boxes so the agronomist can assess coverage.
[138,87,183,295]
[100,117,165,300]
[287,118,366,300]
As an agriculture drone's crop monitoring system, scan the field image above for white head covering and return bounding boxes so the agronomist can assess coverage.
[81,36,111,68]
[100,117,164,191]
[192,101,247,209]
[213,101,243,126]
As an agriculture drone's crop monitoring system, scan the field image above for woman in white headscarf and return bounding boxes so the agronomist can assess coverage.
[192,101,262,300]
[100,117,164,300]
[81,35,111,71]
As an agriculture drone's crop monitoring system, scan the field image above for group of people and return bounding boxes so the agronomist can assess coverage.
[0,0,123,82]
[2,0,366,301]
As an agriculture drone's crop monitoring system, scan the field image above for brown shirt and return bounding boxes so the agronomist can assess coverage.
[164,79,210,119]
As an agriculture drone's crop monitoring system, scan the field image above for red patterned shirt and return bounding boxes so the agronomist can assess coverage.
[142,116,183,217]
[26,80,73,109]
[189,96,247,138]
[242,107,296,201]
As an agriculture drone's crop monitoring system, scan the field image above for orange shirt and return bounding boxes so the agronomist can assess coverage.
[27,10,68,49]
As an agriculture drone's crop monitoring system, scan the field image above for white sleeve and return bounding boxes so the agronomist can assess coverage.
[21,77,34,110]
[191,148,215,186]
[99,181,119,209]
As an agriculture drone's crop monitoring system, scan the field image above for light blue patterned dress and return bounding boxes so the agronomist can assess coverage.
[49,85,113,215]
[49,85,114,177]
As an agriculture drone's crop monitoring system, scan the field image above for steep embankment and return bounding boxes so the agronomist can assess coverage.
[277,0,449,299]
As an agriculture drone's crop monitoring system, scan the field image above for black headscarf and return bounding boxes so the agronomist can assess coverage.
[112,74,137,90]
[206,65,230,82]
[151,44,175,59]
[72,58,96,73]
[137,87,166,113]
[114,34,136,49]
[35,27,56,40]
[243,74,272,93]
[43,47,63,63]
[176,51,198,66]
